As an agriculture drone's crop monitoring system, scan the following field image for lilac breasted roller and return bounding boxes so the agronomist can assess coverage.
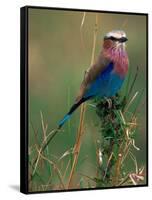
[58,30,129,128]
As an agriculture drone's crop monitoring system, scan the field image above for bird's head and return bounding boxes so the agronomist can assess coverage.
[103,30,128,50]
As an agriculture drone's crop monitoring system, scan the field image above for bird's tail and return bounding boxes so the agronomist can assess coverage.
[58,96,92,129]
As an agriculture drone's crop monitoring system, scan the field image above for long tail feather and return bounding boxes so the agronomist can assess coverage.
[58,96,93,129]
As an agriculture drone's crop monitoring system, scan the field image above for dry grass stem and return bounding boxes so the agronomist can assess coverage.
[32,128,61,177]
[124,91,139,112]
[80,12,86,50]
[103,152,113,180]
[63,159,71,179]
[35,146,65,189]
[112,143,123,185]
[67,103,86,188]
[90,14,98,66]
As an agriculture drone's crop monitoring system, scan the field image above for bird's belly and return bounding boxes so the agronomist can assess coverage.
[85,72,124,98]
[100,73,124,97]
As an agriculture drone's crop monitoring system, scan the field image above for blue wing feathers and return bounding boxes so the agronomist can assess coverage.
[84,62,124,98]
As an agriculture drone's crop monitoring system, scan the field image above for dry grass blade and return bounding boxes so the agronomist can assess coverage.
[36,146,65,189]
[103,152,113,180]
[63,159,71,179]
[127,66,139,98]
[40,111,51,172]
[58,147,74,161]
[131,89,145,119]
[29,159,45,184]
[129,151,138,173]
[67,103,86,188]
[67,86,71,135]
[80,12,86,29]
[30,121,40,148]
[117,175,129,186]
[90,14,98,65]
[121,140,132,164]
[79,173,96,183]
[132,139,140,151]
[40,111,48,139]
[124,91,139,113]
[112,143,123,186]
[97,147,103,167]
[80,12,86,50]
[32,128,61,177]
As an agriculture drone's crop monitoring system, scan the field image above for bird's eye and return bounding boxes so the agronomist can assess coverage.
[106,36,128,43]
[104,36,118,41]
[109,36,117,41]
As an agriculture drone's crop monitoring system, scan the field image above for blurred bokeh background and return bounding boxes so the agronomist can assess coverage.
[28,8,147,190]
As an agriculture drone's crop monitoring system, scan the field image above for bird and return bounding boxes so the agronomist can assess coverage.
[58,30,129,129]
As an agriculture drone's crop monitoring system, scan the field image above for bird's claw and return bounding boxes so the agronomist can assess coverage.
[104,97,113,109]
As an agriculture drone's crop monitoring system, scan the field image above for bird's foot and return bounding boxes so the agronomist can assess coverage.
[104,97,113,109]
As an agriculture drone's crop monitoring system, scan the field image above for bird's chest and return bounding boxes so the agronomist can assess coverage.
[94,60,126,97]
[84,61,127,98]
[99,71,124,97]
[113,60,128,77]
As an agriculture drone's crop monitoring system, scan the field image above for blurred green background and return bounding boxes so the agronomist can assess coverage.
[28,8,147,190]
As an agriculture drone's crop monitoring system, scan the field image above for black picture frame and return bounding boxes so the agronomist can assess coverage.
[20,5,148,194]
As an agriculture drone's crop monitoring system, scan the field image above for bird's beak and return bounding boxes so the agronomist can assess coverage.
[120,37,128,43]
